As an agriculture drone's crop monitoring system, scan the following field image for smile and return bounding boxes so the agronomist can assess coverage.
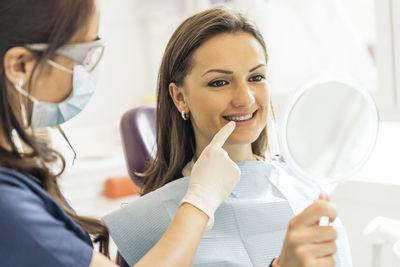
[223,110,257,122]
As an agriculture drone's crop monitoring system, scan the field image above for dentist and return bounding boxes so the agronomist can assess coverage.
[0,1,240,266]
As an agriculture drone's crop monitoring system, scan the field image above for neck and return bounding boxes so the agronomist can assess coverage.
[224,143,255,162]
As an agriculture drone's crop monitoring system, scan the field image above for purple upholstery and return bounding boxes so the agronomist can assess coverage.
[116,251,130,267]
[116,106,157,267]
[120,106,156,186]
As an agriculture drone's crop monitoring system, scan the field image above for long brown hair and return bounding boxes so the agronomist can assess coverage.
[142,7,269,195]
[0,0,109,256]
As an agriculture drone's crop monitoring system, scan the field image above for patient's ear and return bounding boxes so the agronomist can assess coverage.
[169,82,189,113]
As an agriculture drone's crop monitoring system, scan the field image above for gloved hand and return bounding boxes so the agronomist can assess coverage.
[180,121,240,229]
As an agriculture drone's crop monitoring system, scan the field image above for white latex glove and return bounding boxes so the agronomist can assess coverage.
[180,121,241,229]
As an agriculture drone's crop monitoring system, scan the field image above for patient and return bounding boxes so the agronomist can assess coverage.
[104,7,352,267]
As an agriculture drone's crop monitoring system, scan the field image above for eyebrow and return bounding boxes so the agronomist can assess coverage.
[201,64,266,77]
[249,64,266,72]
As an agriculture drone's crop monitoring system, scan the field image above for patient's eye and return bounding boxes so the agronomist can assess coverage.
[208,80,229,87]
[249,75,265,82]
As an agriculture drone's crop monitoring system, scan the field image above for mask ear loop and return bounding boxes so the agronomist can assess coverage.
[47,60,73,74]
[56,126,77,165]
[11,129,25,154]
[15,78,29,128]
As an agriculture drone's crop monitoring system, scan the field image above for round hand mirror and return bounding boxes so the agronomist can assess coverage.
[278,79,379,187]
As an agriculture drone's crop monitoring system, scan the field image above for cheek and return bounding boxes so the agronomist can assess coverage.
[192,96,222,121]
[32,69,73,103]
[54,72,74,101]
[31,55,76,103]
[257,87,269,120]
[257,87,269,107]
[188,92,228,130]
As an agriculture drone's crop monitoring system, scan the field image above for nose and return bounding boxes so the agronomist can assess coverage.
[231,82,255,108]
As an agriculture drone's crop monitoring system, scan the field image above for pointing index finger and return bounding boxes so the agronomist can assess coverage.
[209,121,236,148]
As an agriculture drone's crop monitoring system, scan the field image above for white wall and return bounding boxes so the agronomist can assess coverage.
[332,180,400,267]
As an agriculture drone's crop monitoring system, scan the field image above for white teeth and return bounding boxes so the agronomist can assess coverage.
[225,113,253,121]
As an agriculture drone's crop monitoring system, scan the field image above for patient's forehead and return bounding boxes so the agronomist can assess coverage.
[190,31,266,76]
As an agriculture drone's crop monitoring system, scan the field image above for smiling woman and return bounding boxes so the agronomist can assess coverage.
[139,8,270,194]
[104,7,352,267]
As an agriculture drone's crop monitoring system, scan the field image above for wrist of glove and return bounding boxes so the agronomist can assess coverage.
[180,185,217,229]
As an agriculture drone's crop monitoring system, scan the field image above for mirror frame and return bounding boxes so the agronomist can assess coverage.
[278,78,380,185]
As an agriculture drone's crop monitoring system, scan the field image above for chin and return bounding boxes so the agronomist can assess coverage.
[228,131,260,145]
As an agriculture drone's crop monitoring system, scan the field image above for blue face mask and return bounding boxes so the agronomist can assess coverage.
[14,63,97,128]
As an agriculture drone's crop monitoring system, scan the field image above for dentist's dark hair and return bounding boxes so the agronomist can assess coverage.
[0,0,109,256]
[141,7,269,195]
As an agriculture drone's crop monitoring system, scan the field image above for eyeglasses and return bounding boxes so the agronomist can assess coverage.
[25,38,106,72]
